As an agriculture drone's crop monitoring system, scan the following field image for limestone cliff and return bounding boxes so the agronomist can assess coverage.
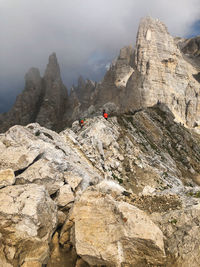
[93,46,134,107]
[124,17,200,127]
[76,17,200,128]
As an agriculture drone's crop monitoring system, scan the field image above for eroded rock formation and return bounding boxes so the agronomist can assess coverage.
[76,17,200,128]
[1,17,200,132]
[0,53,69,133]
[1,104,200,266]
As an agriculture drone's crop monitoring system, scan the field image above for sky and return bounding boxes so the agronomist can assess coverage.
[0,0,200,112]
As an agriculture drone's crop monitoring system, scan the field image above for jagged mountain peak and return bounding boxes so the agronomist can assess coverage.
[1,17,200,133]
[44,52,61,81]
[25,67,41,81]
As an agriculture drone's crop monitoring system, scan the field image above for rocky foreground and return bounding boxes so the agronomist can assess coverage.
[1,104,200,266]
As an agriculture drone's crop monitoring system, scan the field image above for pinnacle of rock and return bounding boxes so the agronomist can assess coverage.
[24,67,41,90]
[25,67,41,83]
[44,52,61,81]
[1,16,200,133]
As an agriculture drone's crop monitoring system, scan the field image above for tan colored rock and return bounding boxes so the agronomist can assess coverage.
[56,184,74,207]
[0,246,12,267]
[0,184,57,266]
[71,188,165,266]
[47,231,77,267]
[21,261,42,267]
[0,125,42,170]
[57,210,67,226]
[152,203,200,267]
[59,231,70,245]
[64,172,82,191]
[0,169,15,188]
[75,258,90,267]
[0,123,102,195]
[94,46,134,107]
[16,158,64,195]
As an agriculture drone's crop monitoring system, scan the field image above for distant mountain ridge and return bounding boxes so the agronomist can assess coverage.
[1,16,200,132]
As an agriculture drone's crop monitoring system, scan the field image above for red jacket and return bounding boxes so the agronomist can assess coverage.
[103,113,108,119]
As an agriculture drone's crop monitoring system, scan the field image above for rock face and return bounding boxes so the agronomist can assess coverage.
[36,53,68,131]
[124,17,200,127]
[1,105,200,266]
[73,76,96,109]
[1,17,200,131]
[0,53,69,133]
[93,46,134,107]
[71,17,200,128]
[0,184,57,266]
[71,186,165,266]
[0,68,43,132]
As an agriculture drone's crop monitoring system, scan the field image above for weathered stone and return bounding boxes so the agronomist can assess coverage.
[71,188,165,266]
[0,53,69,133]
[64,172,83,191]
[152,203,200,267]
[36,53,68,131]
[56,184,74,207]
[124,17,200,127]
[0,169,15,188]
[0,123,102,195]
[0,184,57,266]
[57,211,67,226]
[16,158,64,195]
[21,262,42,267]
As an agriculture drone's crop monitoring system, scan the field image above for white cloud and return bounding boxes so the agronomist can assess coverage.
[0,0,200,110]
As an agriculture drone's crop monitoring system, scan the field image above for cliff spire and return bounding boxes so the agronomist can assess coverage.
[44,52,61,81]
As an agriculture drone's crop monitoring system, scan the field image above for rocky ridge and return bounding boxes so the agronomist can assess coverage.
[1,104,200,266]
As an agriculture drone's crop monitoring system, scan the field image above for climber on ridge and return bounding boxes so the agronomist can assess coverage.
[103,109,108,120]
[79,118,84,128]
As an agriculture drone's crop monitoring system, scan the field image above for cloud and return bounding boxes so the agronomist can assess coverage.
[0,0,200,111]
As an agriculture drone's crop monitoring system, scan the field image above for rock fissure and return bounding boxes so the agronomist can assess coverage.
[14,153,44,177]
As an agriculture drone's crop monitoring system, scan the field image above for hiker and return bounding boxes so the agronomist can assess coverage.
[79,118,84,128]
[103,109,108,120]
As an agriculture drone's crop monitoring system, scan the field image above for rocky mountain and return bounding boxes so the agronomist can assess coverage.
[1,17,200,132]
[1,103,200,266]
[1,15,200,267]
[0,53,69,133]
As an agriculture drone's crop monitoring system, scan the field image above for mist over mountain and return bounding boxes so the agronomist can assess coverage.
[1,6,200,265]
[1,0,200,113]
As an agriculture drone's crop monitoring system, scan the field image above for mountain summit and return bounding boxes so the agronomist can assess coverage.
[0,17,200,132]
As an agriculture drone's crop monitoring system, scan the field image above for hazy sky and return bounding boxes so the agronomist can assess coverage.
[0,0,200,112]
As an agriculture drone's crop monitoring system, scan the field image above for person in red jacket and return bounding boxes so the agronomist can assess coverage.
[103,109,108,120]
[79,118,84,128]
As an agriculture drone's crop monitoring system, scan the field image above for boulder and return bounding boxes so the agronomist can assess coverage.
[0,169,15,188]
[71,188,165,266]
[56,184,74,207]
[0,184,57,266]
